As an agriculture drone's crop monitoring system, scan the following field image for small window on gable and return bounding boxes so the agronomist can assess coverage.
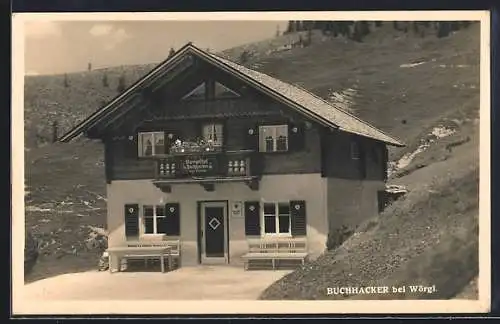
[181,82,206,100]
[350,141,360,160]
[214,81,240,99]
[259,125,289,152]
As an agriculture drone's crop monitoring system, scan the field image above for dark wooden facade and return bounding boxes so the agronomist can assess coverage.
[100,56,387,184]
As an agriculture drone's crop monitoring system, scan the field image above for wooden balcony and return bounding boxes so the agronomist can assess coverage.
[153,150,263,192]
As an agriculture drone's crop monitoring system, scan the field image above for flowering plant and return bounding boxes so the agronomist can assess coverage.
[170,137,218,153]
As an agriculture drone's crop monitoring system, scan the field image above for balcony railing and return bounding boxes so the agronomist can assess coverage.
[156,150,262,180]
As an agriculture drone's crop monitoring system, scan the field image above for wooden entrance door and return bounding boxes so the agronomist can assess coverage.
[200,202,228,264]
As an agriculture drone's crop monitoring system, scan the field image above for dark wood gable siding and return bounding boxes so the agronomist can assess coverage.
[321,129,386,181]
[103,60,323,181]
[110,137,156,180]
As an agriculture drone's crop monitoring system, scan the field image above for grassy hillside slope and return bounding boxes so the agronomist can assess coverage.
[261,120,479,300]
[24,22,481,295]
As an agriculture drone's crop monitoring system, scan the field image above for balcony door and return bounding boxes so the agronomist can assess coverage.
[199,201,228,264]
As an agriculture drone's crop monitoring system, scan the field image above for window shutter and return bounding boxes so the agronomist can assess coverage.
[244,201,261,236]
[164,203,180,236]
[124,134,138,159]
[124,204,139,238]
[245,124,259,151]
[288,122,305,151]
[382,146,388,180]
[290,200,307,236]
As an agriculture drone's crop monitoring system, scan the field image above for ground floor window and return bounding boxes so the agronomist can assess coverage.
[262,202,291,236]
[143,205,166,234]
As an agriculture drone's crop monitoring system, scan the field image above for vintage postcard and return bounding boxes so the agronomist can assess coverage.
[12,10,491,315]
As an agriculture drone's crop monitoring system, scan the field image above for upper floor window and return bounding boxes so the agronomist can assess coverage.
[202,123,224,146]
[259,125,288,152]
[181,82,206,101]
[138,131,165,157]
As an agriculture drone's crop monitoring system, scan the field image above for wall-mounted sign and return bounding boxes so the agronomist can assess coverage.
[231,201,243,218]
[183,157,214,175]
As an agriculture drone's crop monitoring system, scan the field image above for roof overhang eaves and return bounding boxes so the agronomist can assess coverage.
[59,44,195,143]
[59,43,406,148]
[192,47,405,147]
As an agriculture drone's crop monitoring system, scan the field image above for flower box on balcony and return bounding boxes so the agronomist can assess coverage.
[169,139,222,155]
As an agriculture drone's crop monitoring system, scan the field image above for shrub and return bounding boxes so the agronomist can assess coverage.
[102,72,109,88]
[326,225,355,251]
[117,74,126,93]
[24,230,39,276]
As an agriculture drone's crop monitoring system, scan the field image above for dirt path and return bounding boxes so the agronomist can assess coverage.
[22,265,291,301]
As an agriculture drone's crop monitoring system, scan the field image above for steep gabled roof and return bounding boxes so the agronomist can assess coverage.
[59,43,405,147]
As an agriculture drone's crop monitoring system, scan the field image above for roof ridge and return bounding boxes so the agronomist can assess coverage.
[205,48,403,145]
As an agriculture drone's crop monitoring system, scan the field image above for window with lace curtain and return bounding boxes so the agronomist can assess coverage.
[138,132,165,157]
[202,123,223,146]
[258,125,288,152]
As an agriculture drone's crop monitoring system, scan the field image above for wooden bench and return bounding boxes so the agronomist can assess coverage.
[126,239,181,268]
[107,246,172,273]
[241,238,308,270]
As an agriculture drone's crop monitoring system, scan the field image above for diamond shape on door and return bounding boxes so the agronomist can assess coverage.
[208,217,221,230]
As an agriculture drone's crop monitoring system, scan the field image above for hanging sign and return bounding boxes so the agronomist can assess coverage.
[231,201,243,218]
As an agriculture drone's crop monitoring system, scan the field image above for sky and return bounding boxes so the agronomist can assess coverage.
[24,20,287,75]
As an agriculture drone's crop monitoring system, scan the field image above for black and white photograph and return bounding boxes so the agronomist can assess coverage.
[12,11,491,314]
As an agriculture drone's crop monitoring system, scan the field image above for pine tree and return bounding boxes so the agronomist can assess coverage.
[412,22,419,35]
[286,20,295,34]
[306,27,313,46]
[338,21,350,38]
[168,47,175,59]
[359,21,370,37]
[313,20,326,31]
[117,74,126,93]
[102,72,109,88]
[88,62,92,71]
[294,21,303,32]
[63,73,69,88]
[450,21,460,32]
[302,20,313,31]
[276,24,281,37]
[437,22,451,38]
[331,22,339,37]
[24,230,38,276]
[321,21,333,35]
[51,120,58,143]
[393,21,399,31]
[239,50,250,64]
[351,22,363,42]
